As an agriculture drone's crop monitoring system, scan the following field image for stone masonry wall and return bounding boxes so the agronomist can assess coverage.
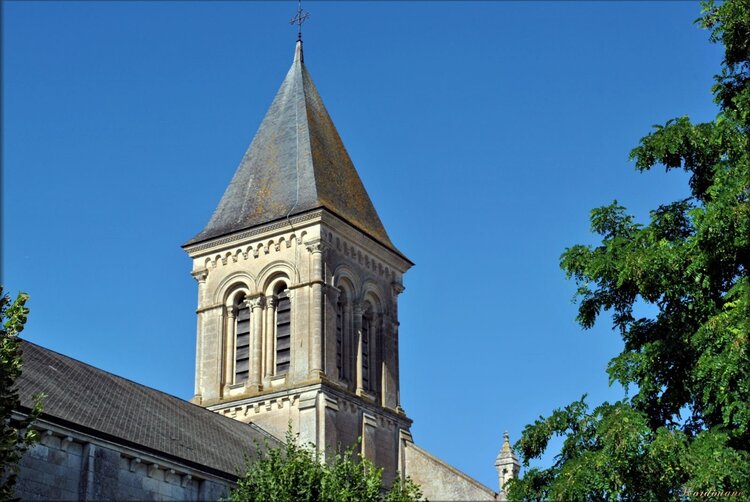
[403,441,497,501]
[15,425,230,501]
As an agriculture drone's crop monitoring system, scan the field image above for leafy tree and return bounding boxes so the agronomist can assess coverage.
[509,1,750,500]
[0,288,43,501]
[227,430,422,502]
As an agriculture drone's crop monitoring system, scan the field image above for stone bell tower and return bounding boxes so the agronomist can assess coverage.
[182,41,413,484]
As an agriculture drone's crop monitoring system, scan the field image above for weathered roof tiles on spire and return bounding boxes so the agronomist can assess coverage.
[186,42,401,256]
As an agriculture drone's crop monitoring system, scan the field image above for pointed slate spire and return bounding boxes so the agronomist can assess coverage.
[186,42,400,256]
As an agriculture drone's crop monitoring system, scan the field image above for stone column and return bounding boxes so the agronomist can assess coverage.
[328,287,340,380]
[247,295,265,389]
[391,282,405,411]
[375,312,384,405]
[223,306,236,393]
[191,269,208,400]
[306,240,327,379]
[264,296,276,383]
[192,268,209,308]
[345,301,353,386]
[354,303,364,395]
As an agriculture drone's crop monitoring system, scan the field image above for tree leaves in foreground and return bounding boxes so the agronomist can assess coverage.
[226,430,422,502]
[0,288,43,501]
[509,1,750,500]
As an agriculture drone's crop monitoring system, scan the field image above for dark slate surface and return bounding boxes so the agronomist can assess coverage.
[16,340,280,478]
[186,42,401,256]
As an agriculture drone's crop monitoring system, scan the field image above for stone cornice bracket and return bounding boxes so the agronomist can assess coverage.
[181,474,193,488]
[129,457,142,472]
[191,269,209,283]
[61,436,73,451]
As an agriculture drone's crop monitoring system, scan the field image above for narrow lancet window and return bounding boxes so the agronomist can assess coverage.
[362,312,371,391]
[235,297,250,383]
[336,300,344,380]
[275,290,291,374]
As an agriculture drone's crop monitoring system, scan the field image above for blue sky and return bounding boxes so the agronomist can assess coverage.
[3,1,722,490]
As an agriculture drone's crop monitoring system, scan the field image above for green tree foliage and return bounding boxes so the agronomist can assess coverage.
[227,430,422,502]
[509,1,750,499]
[0,288,43,501]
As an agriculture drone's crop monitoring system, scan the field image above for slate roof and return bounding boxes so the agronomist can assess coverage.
[186,42,401,256]
[16,340,280,479]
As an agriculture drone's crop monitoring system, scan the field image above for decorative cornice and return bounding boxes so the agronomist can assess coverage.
[184,210,324,255]
[319,211,413,269]
[206,383,412,428]
[195,228,308,270]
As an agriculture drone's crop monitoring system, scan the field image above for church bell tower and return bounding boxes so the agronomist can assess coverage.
[182,41,413,483]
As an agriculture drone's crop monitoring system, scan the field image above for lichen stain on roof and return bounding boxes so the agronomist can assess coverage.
[186,41,401,255]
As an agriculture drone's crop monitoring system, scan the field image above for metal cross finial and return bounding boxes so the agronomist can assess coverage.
[290,0,310,42]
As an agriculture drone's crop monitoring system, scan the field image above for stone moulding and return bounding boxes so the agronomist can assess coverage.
[207,384,412,432]
[192,227,403,289]
[13,413,231,486]
[183,210,323,255]
[186,209,411,276]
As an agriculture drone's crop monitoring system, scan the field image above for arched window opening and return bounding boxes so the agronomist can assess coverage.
[234,294,250,383]
[275,285,291,375]
[336,298,345,381]
[361,307,372,392]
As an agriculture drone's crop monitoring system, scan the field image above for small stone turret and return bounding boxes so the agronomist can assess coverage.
[496,432,520,497]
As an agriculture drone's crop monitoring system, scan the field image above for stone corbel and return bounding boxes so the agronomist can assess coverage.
[181,474,193,488]
[61,436,73,451]
[148,463,160,478]
[129,457,142,472]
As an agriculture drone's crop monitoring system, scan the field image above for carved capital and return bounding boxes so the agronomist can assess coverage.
[328,285,341,304]
[191,269,209,283]
[265,296,277,308]
[391,282,405,296]
[304,239,329,255]
[353,302,364,317]
[246,295,265,310]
